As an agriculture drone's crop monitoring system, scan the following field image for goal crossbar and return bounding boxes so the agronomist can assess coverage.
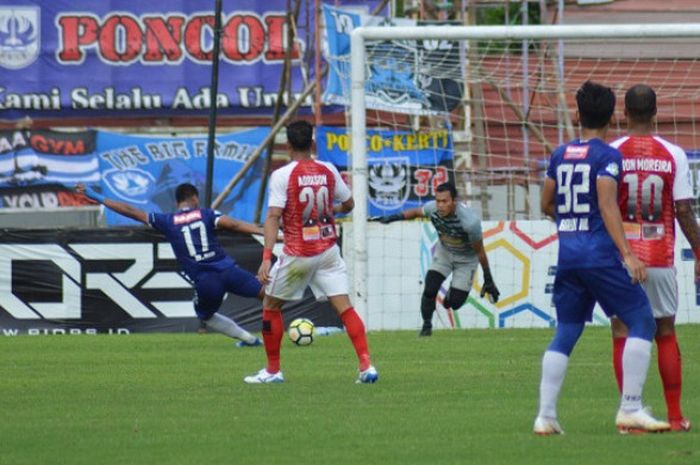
[349,23,700,325]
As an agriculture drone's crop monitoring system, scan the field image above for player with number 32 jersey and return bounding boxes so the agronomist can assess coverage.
[546,138,623,269]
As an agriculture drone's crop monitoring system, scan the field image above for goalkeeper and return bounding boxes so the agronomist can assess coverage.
[376,182,499,336]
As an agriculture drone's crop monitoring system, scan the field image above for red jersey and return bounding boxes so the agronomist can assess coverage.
[268,159,351,257]
[611,135,693,267]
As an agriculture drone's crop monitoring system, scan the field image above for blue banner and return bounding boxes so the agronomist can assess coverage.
[0,129,98,188]
[316,125,455,216]
[322,5,463,115]
[0,0,381,119]
[96,128,269,225]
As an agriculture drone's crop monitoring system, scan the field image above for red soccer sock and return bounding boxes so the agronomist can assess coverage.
[613,336,626,393]
[656,333,683,420]
[341,307,372,371]
[262,309,284,374]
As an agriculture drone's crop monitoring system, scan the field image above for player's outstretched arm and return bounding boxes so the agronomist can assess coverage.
[75,183,148,224]
[258,207,283,285]
[675,199,700,280]
[597,177,646,283]
[373,207,424,224]
[472,239,500,303]
[217,216,264,236]
[540,178,556,219]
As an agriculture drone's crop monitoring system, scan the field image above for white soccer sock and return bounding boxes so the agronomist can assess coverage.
[204,313,256,343]
[620,337,652,412]
[538,350,569,419]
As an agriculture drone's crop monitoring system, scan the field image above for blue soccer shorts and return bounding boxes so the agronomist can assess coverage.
[553,265,652,325]
[193,265,262,319]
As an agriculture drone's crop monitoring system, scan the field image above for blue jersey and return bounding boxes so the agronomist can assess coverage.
[546,138,622,269]
[149,208,234,279]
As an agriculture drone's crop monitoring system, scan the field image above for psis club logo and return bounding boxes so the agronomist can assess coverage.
[0,6,40,69]
[368,157,409,210]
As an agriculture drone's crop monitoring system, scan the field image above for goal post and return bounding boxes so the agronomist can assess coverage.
[347,23,700,329]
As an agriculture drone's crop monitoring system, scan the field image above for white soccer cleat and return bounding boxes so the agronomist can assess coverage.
[615,407,671,434]
[533,416,564,435]
[356,365,379,384]
[243,368,285,384]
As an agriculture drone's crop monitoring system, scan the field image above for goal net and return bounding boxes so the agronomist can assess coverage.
[327,23,700,331]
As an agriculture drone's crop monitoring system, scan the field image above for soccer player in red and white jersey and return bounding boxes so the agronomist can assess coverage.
[610,84,700,432]
[244,120,378,384]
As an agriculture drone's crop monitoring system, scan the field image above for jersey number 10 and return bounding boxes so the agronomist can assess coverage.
[622,173,664,222]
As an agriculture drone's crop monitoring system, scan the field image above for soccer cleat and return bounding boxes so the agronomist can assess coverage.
[419,326,432,337]
[669,417,691,432]
[243,368,284,384]
[533,416,564,435]
[356,365,379,384]
[615,407,671,434]
[235,337,263,348]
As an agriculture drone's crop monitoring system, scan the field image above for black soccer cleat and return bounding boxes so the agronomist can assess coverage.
[419,326,432,337]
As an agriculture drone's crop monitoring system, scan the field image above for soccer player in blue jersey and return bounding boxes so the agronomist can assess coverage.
[75,182,264,347]
[533,81,670,435]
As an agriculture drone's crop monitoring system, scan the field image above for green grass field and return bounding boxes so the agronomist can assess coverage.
[2,326,699,465]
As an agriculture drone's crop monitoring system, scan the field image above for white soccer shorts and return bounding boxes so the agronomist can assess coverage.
[265,244,349,301]
[640,267,678,318]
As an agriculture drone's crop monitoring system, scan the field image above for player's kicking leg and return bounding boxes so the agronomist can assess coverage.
[194,276,260,346]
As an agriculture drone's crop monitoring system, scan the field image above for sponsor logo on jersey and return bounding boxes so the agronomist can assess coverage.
[563,145,589,160]
[173,209,202,225]
[368,157,409,209]
[0,6,40,69]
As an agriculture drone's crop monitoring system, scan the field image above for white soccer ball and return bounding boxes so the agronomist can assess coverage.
[288,318,315,346]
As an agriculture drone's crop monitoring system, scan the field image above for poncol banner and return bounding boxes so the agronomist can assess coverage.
[322,4,464,115]
[0,129,99,207]
[0,228,341,335]
[316,125,455,216]
[0,0,381,118]
[96,128,269,225]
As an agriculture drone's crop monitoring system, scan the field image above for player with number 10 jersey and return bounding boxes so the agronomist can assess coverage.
[612,135,693,267]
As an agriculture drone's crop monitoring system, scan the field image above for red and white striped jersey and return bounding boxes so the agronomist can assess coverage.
[611,135,693,267]
[268,159,351,257]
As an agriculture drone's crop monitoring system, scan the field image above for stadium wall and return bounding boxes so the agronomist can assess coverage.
[343,221,700,331]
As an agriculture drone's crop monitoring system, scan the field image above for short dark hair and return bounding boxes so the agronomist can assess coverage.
[175,183,199,203]
[625,84,657,122]
[435,182,457,199]
[576,81,616,129]
[286,120,313,151]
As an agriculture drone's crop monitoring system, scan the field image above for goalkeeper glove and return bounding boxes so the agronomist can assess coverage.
[376,213,404,224]
[480,268,500,303]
